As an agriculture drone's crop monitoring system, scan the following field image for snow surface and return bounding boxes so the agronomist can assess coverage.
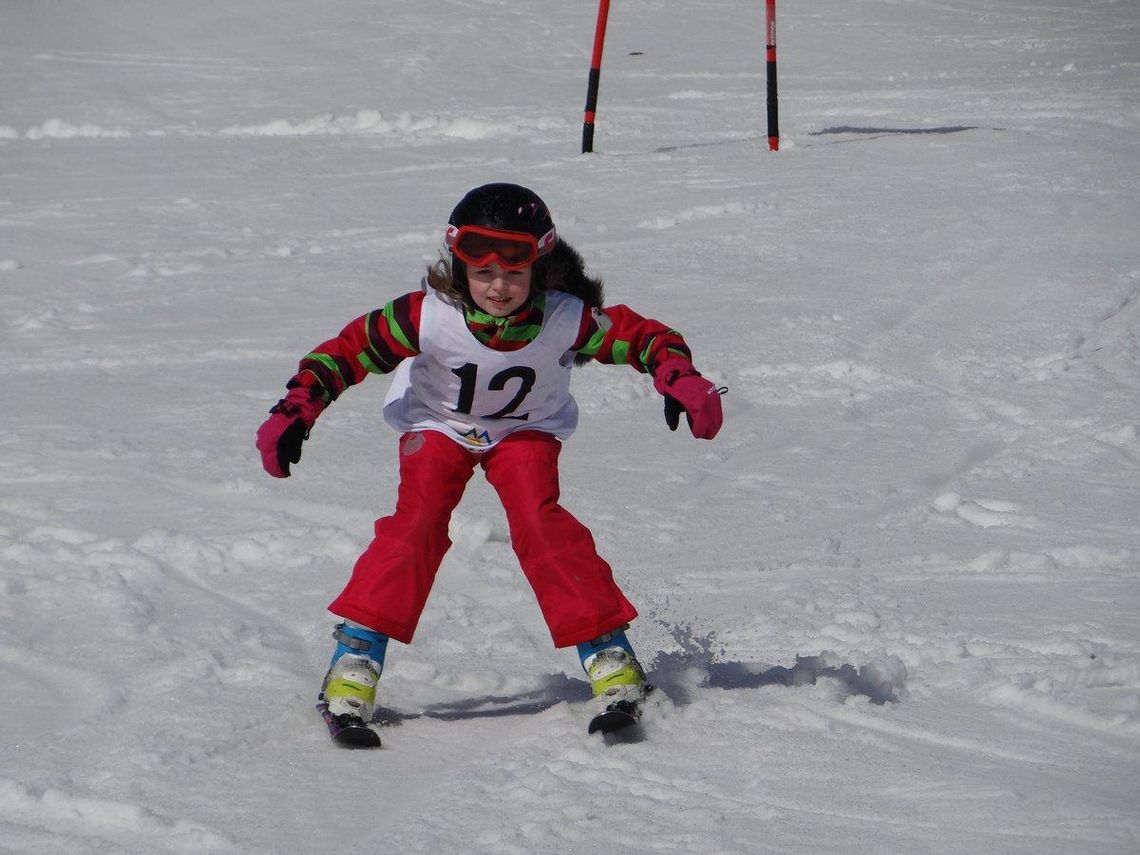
[3,0,1139,852]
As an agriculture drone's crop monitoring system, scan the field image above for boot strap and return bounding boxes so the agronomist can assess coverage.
[332,625,376,653]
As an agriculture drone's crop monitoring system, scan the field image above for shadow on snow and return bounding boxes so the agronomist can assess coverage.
[373,645,906,726]
[650,653,906,708]
[810,125,979,136]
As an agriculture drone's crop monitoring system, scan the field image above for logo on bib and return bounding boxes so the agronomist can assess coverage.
[457,427,493,447]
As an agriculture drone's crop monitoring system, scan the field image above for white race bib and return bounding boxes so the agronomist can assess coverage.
[383,289,582,449]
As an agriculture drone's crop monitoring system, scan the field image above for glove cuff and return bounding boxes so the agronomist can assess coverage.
[269,383,326,427]
[652,356,701,395]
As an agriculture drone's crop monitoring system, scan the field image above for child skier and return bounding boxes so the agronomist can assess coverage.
[256,183,723,739]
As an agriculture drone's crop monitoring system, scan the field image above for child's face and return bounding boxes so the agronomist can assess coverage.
[467,262,533,316]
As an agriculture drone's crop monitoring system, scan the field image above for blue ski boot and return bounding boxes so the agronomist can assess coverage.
[319,622,389,723]
[577,627,649,733]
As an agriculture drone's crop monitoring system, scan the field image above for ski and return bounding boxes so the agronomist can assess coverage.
[587,684,654,735]
[588,698,642,734]
[317,701,382,748]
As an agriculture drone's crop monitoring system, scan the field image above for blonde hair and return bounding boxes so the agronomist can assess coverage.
[424,253,463,301]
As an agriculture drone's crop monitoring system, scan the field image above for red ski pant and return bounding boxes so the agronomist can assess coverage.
[327,430,638,648]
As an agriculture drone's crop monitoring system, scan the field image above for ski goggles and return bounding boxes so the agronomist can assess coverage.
[445,224,558,270]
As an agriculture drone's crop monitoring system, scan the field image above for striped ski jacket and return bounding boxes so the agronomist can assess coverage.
[286,288,691,405]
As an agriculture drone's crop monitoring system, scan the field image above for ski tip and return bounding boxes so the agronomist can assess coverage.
[317,701,383,748]
[333,727,383,749]
[588,707,640,735]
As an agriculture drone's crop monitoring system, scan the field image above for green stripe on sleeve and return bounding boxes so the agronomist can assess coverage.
[610,340,630,365]
[304,352,345,380]
[356,351,383,374]
[576,327,608,359]
[382,304,415,353]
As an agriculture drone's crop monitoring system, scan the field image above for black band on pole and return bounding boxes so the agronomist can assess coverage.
[767,58,779,150]
[582,0,611,153]
[583,68,602,154]
[766,0,779,151]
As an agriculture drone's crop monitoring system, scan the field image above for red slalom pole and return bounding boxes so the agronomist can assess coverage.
[765,0,779,151]
[581,0,611,153]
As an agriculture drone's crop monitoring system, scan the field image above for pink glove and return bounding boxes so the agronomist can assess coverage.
[652,357,724,440]
[256,385,326,478]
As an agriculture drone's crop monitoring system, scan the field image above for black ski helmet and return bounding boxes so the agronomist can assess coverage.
[447,183,557,245]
